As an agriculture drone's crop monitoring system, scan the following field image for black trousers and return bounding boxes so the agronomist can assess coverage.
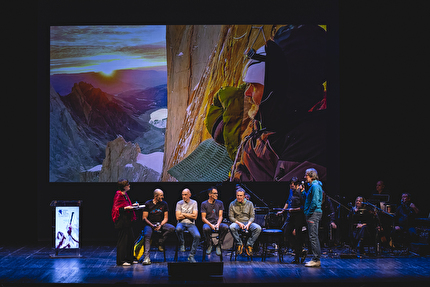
[116,225,135,265]
[283,211,306,259]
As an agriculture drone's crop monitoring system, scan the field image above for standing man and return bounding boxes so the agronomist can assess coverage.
[201,186,229,256]
[175,188,200,262]
[141,188,175,265]
[303,168,323,267]
[229,186,261,256]
[369,180,391,211]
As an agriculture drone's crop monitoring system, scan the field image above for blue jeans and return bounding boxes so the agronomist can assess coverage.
[229,222,261,247]
[306,212,322,261]
[175,222,201,256]
[143,223,175,257]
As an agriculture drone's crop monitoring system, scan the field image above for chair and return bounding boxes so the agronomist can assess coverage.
[261,211,284,262]
[230,229,253,261]
[202,230,223,262]
[261,229,284,262]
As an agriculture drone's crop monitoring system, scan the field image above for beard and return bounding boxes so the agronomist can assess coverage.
[247,97,260,119]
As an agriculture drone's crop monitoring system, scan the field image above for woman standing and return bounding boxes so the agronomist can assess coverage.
[111,179,137,266]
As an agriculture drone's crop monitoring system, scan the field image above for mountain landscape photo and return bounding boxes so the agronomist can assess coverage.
[49,25,167,182]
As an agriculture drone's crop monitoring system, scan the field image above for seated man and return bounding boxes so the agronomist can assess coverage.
[141,189,175,265]
[175,188,201,263]
[201,186,229,256]
[229,186,261,256]
[391,193,419,248]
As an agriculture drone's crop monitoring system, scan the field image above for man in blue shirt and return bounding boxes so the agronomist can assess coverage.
[303,168,323,267]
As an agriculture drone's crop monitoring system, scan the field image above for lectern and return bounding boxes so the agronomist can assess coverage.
[50,200,82,257]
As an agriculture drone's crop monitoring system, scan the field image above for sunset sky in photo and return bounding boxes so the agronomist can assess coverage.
[50,25,166,76]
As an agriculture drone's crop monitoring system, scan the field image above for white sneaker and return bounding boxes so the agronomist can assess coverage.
[188,255,196,263]
[142,257,151,265]
[122,262,131,266]
[305,260,321,267]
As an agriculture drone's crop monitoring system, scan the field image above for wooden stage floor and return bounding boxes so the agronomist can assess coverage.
[1,242,429,286]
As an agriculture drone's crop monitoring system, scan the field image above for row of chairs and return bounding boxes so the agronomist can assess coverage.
[136,226,285,263]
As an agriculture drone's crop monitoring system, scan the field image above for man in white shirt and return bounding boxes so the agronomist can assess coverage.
[175,188,201,262]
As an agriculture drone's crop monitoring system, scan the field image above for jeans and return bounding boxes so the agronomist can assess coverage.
[306,212,322,262]
[229,222,261,246]
[175,222,201,256]
[143,223,175,258]
[202,223,229,246]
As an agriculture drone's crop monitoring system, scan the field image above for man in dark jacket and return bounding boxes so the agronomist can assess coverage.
[231,25,328,182]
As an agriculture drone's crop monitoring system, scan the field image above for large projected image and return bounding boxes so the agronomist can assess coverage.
[50,25,330,183]
[50,26,167,182]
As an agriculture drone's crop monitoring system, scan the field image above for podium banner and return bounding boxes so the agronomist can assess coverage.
[55,206,80,249]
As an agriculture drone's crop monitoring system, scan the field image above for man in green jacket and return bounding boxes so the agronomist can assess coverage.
[228,186,261,256]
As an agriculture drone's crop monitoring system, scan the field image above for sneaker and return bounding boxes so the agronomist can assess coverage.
[305,260,321,267]
[142,256,151,265]
[122,262,131,266]
[206,245,213,255]
[245,245,253,256]
[158,245,164,252]
[188,255,196,263]
[179,244,186,252]
[216,245,222,256]
[236,244,243,255]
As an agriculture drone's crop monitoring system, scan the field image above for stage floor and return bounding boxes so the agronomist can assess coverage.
[1,242,429,286]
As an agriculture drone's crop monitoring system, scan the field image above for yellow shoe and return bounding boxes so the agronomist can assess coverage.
[245,245,253,256]
[236,244,243,255]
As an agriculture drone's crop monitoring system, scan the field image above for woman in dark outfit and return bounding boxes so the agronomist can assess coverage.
[281,177,307,264]
[111,179,137,266]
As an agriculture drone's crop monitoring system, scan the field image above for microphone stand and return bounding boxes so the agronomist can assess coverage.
[326,195,350,212]
[240,183,269,207]
[363,202,394,217]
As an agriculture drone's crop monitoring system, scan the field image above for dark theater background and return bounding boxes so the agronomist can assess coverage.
[3,1,429,286]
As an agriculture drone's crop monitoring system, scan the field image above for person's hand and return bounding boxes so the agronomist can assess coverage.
[395,226,401,231]
[124,205,133,210]
[154,225,161,231]
[244,223,251,230]
[331,222,337,229]
[237,222,245,229]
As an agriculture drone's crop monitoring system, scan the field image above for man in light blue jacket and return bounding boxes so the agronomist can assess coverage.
[303,168,323,267]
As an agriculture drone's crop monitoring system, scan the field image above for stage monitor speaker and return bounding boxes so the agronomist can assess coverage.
[168,262,223,278]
